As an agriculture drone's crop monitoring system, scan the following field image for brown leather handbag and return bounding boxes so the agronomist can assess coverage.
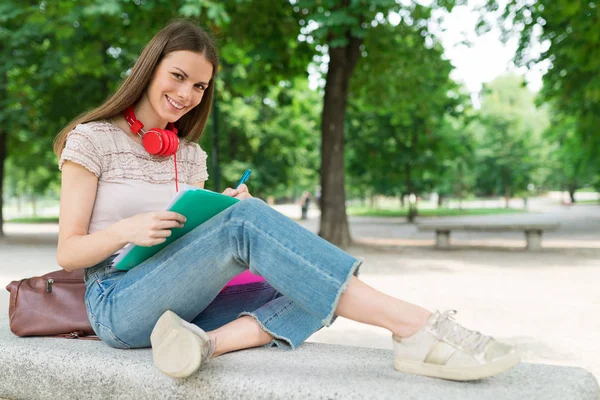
[5,268,99,339]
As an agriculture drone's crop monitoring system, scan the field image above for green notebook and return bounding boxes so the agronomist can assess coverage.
[113,185,239,271]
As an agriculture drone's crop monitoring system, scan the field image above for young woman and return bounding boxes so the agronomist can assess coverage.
[54,20,519,381]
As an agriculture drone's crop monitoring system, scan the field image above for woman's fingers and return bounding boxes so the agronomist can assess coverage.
[151,229,173,239]
[234,191,253,200]
[231,184,252,199]
[223,187,238,197]
[154,211,186,224]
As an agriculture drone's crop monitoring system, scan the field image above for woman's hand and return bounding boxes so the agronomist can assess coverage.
[116,211,186,247]
[223,183,253,200]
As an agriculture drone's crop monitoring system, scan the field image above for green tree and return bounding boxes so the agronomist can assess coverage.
[294,0,463,245]
[481,0,600,179]
[1,0,229,233]
[203,77,321,199]
[345,19,468,222]
[543,111,595,202]
[472,74,549,206]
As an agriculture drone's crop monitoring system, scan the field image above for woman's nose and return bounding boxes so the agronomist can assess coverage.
[177,84,192,102]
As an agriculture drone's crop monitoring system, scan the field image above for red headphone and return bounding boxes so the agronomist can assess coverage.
[123,106,181,191]
[123,106,179,157]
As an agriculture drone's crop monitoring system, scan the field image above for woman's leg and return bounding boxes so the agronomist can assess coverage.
[88,198,360,348]
[335,276,431,338]
[206,316,272,357]
[191,282,323,356]
[193,276,430,358]
[88,198,516,381]
[151,281,322,377]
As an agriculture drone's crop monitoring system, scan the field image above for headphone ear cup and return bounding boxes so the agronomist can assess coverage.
[142,130,164,155]
[168,131,179,156]
[156,129,170,156]
[142,128,178,156]
[162,129,177,157]
[159,129,177,157]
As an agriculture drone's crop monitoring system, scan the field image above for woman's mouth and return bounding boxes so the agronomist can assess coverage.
[166,95,185,111]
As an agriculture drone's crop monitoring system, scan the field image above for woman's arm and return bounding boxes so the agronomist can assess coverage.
[56,161,128,271]
[189,181,205,189]
[57,161,186,272]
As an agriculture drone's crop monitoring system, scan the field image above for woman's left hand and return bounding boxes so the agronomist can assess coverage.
[223,183,253,200]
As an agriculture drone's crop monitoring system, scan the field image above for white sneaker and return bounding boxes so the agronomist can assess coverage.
[150,310,215,378]
[393,310,520,381]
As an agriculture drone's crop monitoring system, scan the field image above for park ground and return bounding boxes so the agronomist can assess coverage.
[1,196,599,379]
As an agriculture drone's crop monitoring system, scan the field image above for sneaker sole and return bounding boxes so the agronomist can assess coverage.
[394,352,520,381]
[151,310,204,379]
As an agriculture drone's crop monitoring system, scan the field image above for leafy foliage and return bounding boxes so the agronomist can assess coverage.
[345,19,470,217]
[472,74,549,200]
[480,0,600,178]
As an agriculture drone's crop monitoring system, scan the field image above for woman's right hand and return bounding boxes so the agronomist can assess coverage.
[117,211,186,247]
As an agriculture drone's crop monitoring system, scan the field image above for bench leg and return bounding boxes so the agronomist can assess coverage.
[436,231,450,249]
[525,230,542,251]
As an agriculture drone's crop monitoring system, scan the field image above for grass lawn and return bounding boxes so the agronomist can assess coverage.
[6,206,531,223]
[574,199,600,205]
[6,217,59,223]
[347,207,527,218]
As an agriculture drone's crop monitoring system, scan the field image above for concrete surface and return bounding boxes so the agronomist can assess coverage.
[1,203,599,397]
[0,316,598,400]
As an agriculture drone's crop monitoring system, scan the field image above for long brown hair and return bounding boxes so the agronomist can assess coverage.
[53,19,219,158]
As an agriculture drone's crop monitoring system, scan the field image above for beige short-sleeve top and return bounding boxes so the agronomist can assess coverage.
[58,120,209,234]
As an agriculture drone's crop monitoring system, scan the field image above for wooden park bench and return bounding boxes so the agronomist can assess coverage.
[418,222,560,250]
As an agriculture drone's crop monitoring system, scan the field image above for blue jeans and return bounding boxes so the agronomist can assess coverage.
[84,198,362,350]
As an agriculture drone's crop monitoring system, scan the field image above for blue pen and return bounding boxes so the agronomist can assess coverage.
[235,169,252,189]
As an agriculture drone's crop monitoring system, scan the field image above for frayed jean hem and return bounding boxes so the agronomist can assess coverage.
[239,311,295,350]
[322,256,364,327]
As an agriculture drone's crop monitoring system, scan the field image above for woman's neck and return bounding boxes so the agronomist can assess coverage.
[110,115,143,145]
[134,94,169,130]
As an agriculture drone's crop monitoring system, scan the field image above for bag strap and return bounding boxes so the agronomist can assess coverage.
[55,331,101,341]
[8,279,24,321]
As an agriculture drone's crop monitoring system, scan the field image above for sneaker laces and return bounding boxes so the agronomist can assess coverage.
[432,310,490,354]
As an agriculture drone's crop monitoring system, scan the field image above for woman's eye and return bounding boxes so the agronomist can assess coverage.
[172,73,183,80]
[195,84,205,90]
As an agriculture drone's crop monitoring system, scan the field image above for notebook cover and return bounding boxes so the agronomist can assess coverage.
[114,187,239,271]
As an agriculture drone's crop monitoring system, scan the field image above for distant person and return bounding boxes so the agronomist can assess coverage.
[53,20,519,382]
[300,191,311,220]
[315,185,321,210]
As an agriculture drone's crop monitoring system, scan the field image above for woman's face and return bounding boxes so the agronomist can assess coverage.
[147,50,213,123]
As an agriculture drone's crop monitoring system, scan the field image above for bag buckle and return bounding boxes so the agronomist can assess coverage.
[46,279,55,293]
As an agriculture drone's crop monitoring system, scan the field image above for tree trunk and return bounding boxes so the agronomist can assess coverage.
[405,164,417,223]
[318,27,362,248]
[0,48,5,236]
[503,168,511,208]
[457,161,464,210]
[568,185,577,204]
[0,128,6,236]
[31,194,37,218]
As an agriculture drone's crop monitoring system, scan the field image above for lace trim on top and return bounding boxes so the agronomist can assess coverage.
[58,120,208,184]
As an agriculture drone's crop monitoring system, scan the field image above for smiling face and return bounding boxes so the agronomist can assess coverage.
[145,50,214,125]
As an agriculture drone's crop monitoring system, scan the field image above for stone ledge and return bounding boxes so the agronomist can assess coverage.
[0,317,598,400]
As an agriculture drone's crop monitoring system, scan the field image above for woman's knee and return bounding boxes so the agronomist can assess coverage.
[230,197,269,218]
